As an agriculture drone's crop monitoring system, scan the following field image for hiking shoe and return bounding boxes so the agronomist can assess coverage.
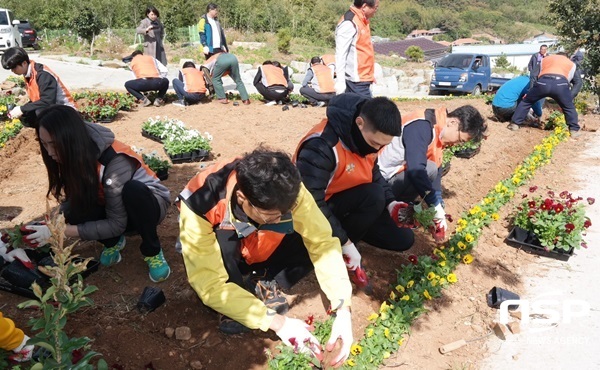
[153,98,165,107]
[253,279,289,314]
[265,100,277,106]
[144,249,171,282]
[141,97,152,107]
[172,99,186,107]
[570,129,582,138]
[507,123,520,131]
[276,100,283,105]
[100,235,126,266]
[218,315,251,335]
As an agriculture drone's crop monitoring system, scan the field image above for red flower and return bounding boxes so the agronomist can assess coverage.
[587,197,595,205]
[430,253,439,261]
[584,219,592,229]
[548,190,555,197]
[553,204,564,214]
[559,190,570,199]
[565,223,575,233]
[1,233,10,244]
[408,255,418,265]
[541,198,553,210]
[72,349,84,364]
[527,210,535,217]
[581,242,588,249]
[528,201,537,209]
[529,186,538,193]
[305,315,314,326]
[445,213,453,222]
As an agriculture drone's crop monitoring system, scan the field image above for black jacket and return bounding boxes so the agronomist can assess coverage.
[296,93,394,245]
[22,62,60,116]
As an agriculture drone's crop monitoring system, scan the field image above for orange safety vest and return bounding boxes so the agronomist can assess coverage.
[26,61,75,107]
[311,64,335,93]
[321,54,336,68]
[202,53,229,77]
[338,6,375,82]
[294,119,377,201]
[398,109,447,173]
[131,55,160,78]
[180,160,288,265]
[182,67,207,93]
[261,64,288,87]
[97,141,157,204]
[539,55,575,79]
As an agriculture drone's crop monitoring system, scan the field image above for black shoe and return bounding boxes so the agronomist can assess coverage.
[245,271,289,314]
[218,315,251,335]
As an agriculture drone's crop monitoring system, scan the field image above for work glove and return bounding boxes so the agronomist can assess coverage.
[341,242,361,271]
[9,106,22,119]
[431,203,448,243]
[276,317,322,358]
[334,78,346,95]
[22,223,51,248]
[387,201,416,228]
[326,309,353,368]
[0,240,35,269]
[9,335,34,362]
[202,46,209,55]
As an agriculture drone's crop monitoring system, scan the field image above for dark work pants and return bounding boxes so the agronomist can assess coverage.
[512,76,579,131]
[61,180,162,257]
[124,77,169,101]
[299,86,335,105]
[492,104,516,122]
[254,82,289,102]
[172,79,205,104]
[345,80,372,99]
[327,183,414,251]
[217,229,312,291]
[388,160,439,203]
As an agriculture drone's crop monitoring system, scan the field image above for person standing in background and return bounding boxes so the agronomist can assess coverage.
[527,44,547,75]
[199,3,228,59]
[136,6,167,66]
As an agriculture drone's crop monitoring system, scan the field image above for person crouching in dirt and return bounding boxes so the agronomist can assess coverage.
[171,61,210,107]
[178,148,353,367]
[253,60,294,105]
[378,105,487,242]
[300,56,336,107]
[492,76,544,124]
[124,50,169,107]
[1,47,76,127]
[294,94,414,291]
[0,311,35,362]
[24,105,171,282]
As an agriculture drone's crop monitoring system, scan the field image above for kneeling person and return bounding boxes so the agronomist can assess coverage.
[124,50,169,107]
[172,61,209,106]
[300,56,336,107]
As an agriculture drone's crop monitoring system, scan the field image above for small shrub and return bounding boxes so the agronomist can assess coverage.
[277,28,292,54]
[405,46,424,62]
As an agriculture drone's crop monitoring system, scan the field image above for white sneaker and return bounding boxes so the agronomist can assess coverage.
[172,100,186,107]
[265,101,277,106]
[317,101,326,107]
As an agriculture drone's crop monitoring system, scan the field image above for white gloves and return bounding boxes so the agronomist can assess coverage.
[432,203,447,242]
[326,309,353,367]
[9,106,22,119]
[9,335,34,362]
[0,240,34,269]
[23,224,52,247]
[342,242,361,271]
[276,317,322,357]
[334,78,346,95]
[203,46,209,55]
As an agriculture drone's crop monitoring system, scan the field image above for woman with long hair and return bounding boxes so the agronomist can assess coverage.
[25,105,171,282]
[136,6,167,65]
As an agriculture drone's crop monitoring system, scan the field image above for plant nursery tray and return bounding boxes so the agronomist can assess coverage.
[98,116,116,124]
[165,149,210,164]
[441,162,451,177]
[454,146,481,159]
[0,252,100,299]
[141,130,163,143]
[505,226,574,261]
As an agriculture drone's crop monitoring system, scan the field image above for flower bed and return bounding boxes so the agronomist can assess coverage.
[0,92,19,122]
[0,119,24,149]
[73,91,137,123]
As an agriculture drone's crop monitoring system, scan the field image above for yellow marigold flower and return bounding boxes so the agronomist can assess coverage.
[463,254,474,264]
[480,212,487,218]
[407,280,414,289]
[367,328,374,337]
[455,225,464,233]
[383,352,391,359]
[457,241,467,250]
[401,295,410,301]
[439,278,447,285]
[350,344,363,355]
[384,328,391,340]
[447,273,458,283]
[439,260,446,267]
[492,213,500,221]
[396,285,405,293]
[438,251,446,260]
[380,301,390,313]
[469,205,481,215]
[494,183,503,193]
[390,291,397,301]
[457,219,467,228]
[431,278,438,287]
[427,272,436,280]
[346,359,356,367]
[449,247,454,252]
[423,290,432,300]
[465,234,474,243]
[367,312,379,321]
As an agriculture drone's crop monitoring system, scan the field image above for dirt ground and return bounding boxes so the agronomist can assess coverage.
[0,97,597,370]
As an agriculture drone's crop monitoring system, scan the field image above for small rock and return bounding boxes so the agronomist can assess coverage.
[168,351,176,357]
[175,326,192,340]
[165,327,175,338]
[509,311,522,320]
[190,360,203,369]
[512,355,519,361]
[507,321,521,334]
[204,336,223,348]
[493,322,510,340]
[106,326,112,330]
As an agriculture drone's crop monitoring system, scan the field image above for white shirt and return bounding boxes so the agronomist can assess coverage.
[207,16,221,48]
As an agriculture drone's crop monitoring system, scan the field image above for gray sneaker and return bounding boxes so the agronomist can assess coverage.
[570,130,582,138]
[316,101,326,107]
[141,97,152,107]
[153,98,165,107]
[507,123,520,131]
[172,100,186,107]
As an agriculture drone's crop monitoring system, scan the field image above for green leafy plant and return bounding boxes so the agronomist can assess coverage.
[163,129,212,156]
[142,152,172,173]
[18,208,107,370]
[6,75,25,88]
[405,46,424,62]
[0,119,24,149]
[412,202,436,232]
[141,116,187,140]
[277,28,292,54]
[513,189,592,251]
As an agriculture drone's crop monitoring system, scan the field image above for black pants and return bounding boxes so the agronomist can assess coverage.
[254,82,290,102]
[492,104,516,122]
[61,180,162,257]
[327,183,414,251]
[345,80,372,99]
[217,230,312,291]
[388,160,439,203]
[124,77,169,101]
[299,86,335,105]
[172,78,206,104]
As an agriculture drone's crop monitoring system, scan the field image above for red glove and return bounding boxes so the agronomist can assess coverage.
[387,201,417,228]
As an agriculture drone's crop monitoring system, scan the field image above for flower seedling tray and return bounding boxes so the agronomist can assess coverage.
[441,162,451,177]
[165,149,210,164]
[505,226,574,261]
[0,252,100,299]
[141,130,164,143]
[98,116,117,124]
[454,146,480,159]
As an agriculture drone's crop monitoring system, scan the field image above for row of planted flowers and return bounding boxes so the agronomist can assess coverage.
[72,91,137,123]
[269,117,577,368]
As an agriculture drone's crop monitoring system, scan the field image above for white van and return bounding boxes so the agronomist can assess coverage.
[0,9,22,52]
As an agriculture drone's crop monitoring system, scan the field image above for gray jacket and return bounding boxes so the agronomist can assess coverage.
[136,17,167,65]
[77,123,170,241]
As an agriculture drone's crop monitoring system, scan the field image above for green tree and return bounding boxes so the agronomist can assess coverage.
[494,53,511,69]
[405,45,425,62]
[547,0,600,102]
[72,7,104,55]
[277,27,292,54]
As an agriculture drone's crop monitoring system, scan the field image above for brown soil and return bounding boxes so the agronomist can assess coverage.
[0,98,597,370]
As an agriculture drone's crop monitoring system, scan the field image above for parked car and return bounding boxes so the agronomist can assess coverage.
[17,20,39,49]
[429,54,509,95]
[0,8,22,52]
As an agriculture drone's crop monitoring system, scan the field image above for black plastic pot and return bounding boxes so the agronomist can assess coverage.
[505,226,574,261]
[156,169,169,181]
[137,286,166,313]
[487,286,520,310]
[454,146,481,159]
[141,130,164,144]
[1,260,48,290]
[166,149,210,164]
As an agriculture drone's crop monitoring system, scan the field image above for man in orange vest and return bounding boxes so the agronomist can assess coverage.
[253,60,294,105]
[509,52,582,137]
[321,54,337,77]
[378,106,487,242]
[124,50,169,107]
[294,94,414,289]
[1,47,75,127]
[171,61,209,107]
[178,148,354,366]
[334,0,379,98]
[300,56,336,107]
[0,311,34,362]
